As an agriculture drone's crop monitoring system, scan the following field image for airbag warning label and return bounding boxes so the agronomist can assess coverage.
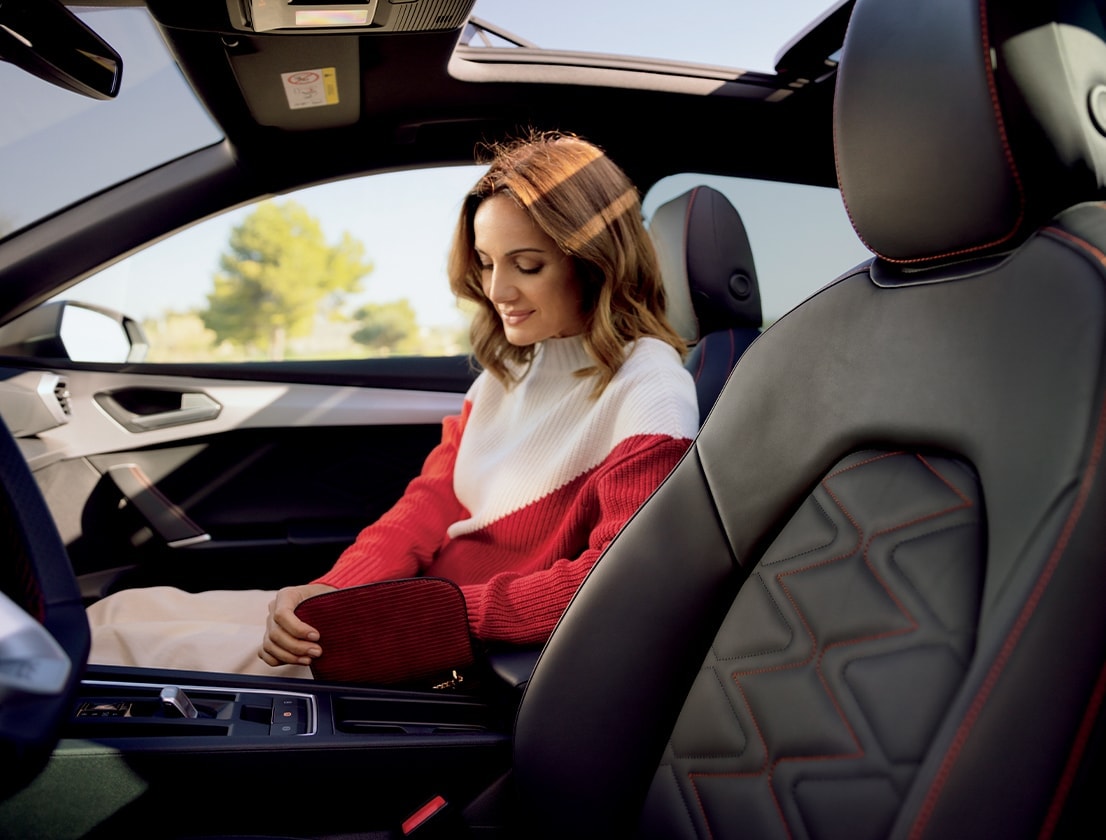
[282,68,339,109]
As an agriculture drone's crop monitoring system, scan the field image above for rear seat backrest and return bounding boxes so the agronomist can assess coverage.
[649,185,763,424]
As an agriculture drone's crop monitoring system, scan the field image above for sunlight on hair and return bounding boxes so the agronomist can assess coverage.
[563,187,638,253]
[510,134,604,209]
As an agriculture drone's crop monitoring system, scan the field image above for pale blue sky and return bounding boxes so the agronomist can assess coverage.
[471,0,842,73]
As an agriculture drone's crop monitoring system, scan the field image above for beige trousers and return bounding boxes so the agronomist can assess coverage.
[86,586,313,679]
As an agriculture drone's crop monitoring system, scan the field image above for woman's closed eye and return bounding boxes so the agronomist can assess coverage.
[478,260,543,275]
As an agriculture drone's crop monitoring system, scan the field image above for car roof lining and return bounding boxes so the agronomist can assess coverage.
[137,0,845,177]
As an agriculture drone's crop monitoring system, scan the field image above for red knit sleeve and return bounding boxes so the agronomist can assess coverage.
[458,435,691,645]
[312,404,471,589]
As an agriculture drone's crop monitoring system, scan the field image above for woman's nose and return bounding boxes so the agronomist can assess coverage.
[485,267,518,303]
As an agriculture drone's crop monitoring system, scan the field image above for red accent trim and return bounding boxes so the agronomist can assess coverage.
[688,452,974,835]
[683,186,701,316]
[693,337,707,382]
[1046,226,1106,266]
[1041,661,1106,837]
[402,794,448,835]
[881,0,1026,266]
[910,224,1106,838]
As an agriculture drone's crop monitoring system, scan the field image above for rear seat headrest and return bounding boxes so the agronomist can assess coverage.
[649,185,762,344]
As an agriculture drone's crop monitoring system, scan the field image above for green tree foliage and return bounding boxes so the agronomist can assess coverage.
[202,200,373,359]
[142,311,218,362]
[351,300,420,355]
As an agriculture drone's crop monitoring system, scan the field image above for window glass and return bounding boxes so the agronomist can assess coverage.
[0,7,223,242]
[643,175,871,325]
[469,0,842,73]
[54,166,486,362]
[55,168,868,364]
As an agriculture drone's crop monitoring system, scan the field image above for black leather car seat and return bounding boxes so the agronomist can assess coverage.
[649,185,763,424]
[508,0,1106,837]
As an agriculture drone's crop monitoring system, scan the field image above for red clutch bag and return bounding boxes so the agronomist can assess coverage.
[294,577,475,687]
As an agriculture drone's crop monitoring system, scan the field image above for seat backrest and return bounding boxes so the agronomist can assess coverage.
[649,185,762,424]
[512,1,1106,838]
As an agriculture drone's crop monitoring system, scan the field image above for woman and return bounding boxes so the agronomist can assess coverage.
[88,131,698,678]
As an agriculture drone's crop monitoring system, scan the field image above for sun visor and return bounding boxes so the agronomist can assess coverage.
[227,0,475,34]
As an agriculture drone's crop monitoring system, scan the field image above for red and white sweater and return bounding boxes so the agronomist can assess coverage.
[313,336,698,645]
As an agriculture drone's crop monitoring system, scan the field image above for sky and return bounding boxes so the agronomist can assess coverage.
[61,0,866,331]
[470,0,842,73]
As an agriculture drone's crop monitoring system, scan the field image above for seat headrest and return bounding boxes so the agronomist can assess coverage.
[649,185,762,343]
[835,0,1106,267]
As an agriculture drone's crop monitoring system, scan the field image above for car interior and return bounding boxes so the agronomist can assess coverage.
[649,185,764,425]
[2,0,1106,838]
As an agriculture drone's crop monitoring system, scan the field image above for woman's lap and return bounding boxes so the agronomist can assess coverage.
[86,586,313,679]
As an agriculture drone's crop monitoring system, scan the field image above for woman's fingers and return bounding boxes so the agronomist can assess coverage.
[258,585,330,666]
[270,586,322,643]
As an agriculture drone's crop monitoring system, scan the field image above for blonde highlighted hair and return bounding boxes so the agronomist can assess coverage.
[448,130,687,395]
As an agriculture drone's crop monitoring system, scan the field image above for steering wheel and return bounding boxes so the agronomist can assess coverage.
[0,414,89,800]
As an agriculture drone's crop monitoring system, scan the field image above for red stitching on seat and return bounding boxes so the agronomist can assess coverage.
[688,452,975,836]
[1042,660,1106,836]
[694,339,708,382]
[837,0,1025,266]
[911,224,1106,838]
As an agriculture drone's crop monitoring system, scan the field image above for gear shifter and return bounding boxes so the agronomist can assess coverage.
[160,685,200,719]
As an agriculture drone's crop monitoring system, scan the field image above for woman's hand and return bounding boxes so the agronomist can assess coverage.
[258,582,336,667]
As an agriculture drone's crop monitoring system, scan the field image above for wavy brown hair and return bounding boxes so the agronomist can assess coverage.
[448,131,687,396]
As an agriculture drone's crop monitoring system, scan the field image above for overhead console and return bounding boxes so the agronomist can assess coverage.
[225,0,476,34]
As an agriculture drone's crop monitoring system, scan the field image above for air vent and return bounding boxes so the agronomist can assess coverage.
[0,370,72,436]
[53,377,71,416]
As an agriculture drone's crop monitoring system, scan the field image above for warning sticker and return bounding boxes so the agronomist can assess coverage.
[281,68,339,109]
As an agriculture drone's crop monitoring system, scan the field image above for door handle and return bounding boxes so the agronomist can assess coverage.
[94,388,221,432]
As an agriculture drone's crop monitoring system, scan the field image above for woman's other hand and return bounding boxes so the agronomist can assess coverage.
[258,582,336,667]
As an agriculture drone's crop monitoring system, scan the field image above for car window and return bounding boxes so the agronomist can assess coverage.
[53,166,487,362]
[51,169,866,364]
[642,175,871,324]
[0,6,223,242]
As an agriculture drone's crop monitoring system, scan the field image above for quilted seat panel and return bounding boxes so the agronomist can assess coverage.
[640,450,985,840]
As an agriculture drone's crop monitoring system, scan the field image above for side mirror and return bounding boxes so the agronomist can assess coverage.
[0,301,148,364]
[0,0,122,100]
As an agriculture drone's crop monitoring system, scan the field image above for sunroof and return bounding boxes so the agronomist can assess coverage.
[468,0,845,73]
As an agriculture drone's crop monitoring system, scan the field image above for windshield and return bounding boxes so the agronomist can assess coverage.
[0,6,223,242]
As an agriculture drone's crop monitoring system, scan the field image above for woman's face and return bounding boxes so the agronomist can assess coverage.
[473,193,585,346]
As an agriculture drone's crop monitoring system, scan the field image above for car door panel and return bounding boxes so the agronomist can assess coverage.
[3,360,473,601]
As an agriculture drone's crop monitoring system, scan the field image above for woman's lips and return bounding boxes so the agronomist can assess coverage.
[501,310,533,326]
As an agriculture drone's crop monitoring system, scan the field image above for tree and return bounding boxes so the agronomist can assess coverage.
[202,200,372,359]
[142,311,219,362]
[351,300,420,355]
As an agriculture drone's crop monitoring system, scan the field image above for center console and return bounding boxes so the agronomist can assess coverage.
[70,679,317,738]
[2,662,522,837]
